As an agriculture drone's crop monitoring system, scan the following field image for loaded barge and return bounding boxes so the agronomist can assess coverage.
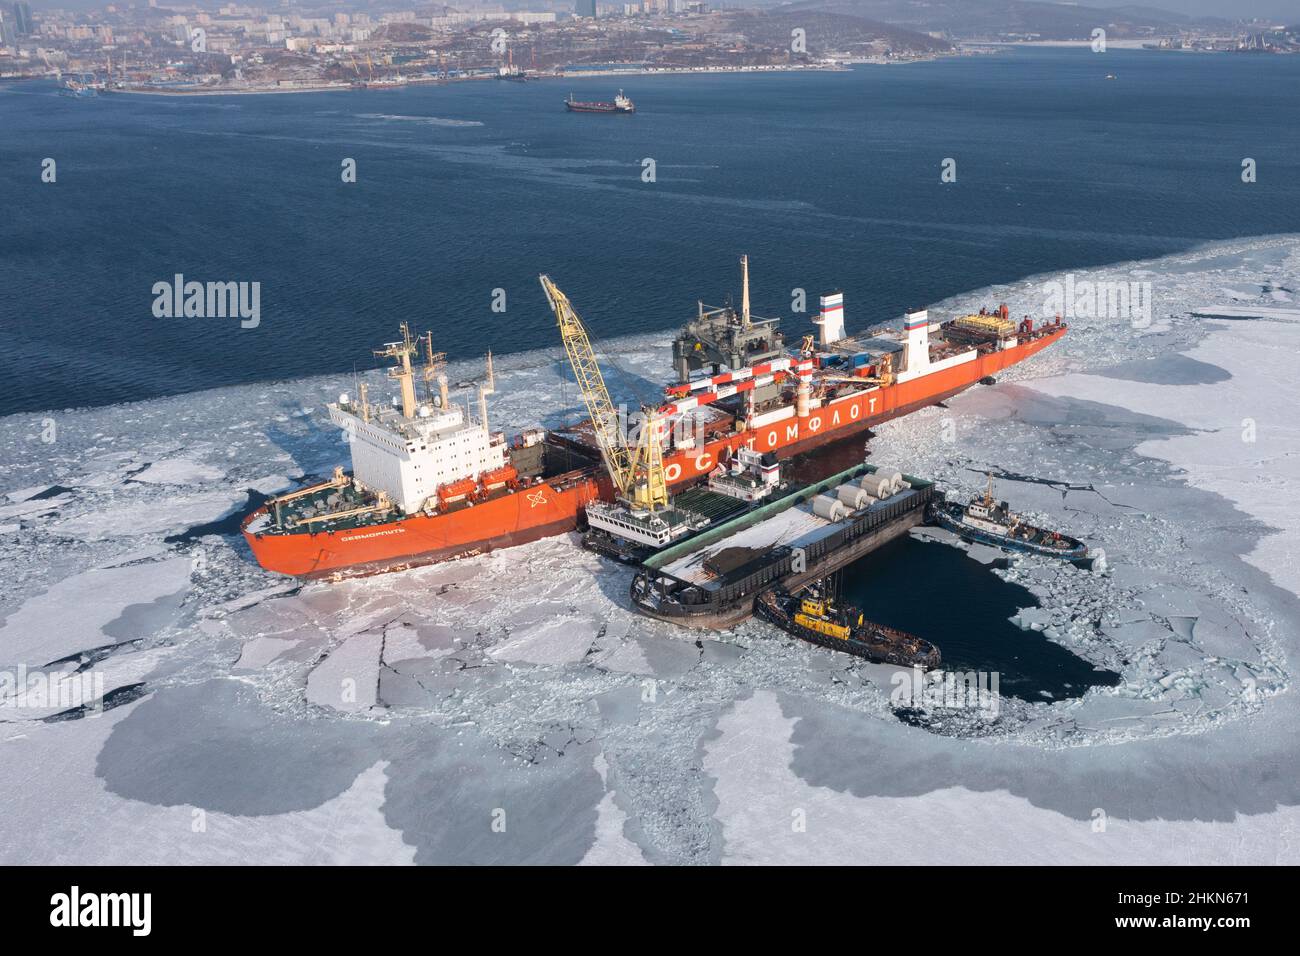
[631,463,935,629]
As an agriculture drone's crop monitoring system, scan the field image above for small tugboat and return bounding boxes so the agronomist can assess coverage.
[756,588,942,668]
[565,90,635,113]
[935,474,1089,561]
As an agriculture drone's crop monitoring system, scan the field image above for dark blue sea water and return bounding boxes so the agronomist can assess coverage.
[840,535,1120,702]
[2,47,1298,416]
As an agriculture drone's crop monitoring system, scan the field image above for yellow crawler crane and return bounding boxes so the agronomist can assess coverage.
[539,274,668,512]
[626,405,669,512]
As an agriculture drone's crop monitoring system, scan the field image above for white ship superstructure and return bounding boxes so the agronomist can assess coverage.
[326,325,507,516]
[707,446,782,502]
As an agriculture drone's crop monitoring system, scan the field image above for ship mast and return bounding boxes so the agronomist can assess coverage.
[740,254,751,326]
[374,323,419,419]
[420,332,447,408]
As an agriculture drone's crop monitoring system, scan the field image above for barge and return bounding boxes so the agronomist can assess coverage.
[630,463,935,629]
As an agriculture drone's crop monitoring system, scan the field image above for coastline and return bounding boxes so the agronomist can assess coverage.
[98,60,965,97]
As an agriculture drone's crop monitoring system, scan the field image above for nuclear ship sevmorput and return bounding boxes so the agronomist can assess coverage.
[242,261,1068,578]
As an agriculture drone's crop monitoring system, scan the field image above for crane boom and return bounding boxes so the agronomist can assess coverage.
[627,407,669,512]
[539,274,633,495]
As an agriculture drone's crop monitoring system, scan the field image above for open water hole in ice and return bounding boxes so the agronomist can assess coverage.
[840,535,1120,703]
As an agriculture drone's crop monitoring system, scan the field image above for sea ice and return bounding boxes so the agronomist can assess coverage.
[1,234,1299,863]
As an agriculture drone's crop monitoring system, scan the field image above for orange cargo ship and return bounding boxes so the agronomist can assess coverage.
[242,265,1066,578]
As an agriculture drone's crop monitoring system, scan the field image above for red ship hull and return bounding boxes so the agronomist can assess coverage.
[243,326,1065,577]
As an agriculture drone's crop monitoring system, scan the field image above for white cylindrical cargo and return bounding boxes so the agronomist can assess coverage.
[873,466,903,484]
[836,485,869,510]
[859,474,895,498]
[812,494,849,521]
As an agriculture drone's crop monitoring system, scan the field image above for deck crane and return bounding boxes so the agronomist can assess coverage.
[539,274,668,514]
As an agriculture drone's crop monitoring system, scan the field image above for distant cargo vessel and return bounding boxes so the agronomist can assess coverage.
[242,257,1067,578]
[565,90,635,113]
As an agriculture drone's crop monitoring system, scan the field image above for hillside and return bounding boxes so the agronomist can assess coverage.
[768,0,1227,40]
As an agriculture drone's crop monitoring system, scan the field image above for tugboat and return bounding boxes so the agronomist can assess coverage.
[565,90,635,113]
[935,474,1089,561]
[756,588,942,668]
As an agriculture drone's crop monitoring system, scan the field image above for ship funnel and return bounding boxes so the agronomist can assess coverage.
[904,309,930,376]
[815,291,845,346]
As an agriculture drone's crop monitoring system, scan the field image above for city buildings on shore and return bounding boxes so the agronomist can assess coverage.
[0,1,879,92]
[2,3,1294,93]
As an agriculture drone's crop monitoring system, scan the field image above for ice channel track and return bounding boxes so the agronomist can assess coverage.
[2,234,1299,864]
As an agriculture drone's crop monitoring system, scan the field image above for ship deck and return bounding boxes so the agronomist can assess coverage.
[258,481,389,534]
[672,486,753,524]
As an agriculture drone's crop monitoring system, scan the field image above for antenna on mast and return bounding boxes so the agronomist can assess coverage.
[420,332,447,406]
[478,351,495,433]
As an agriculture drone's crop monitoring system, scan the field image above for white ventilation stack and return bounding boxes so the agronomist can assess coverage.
[904,309,930,375]
[815,291,845,346]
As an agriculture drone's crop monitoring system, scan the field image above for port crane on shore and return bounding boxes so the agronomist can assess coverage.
[539,275,669,513]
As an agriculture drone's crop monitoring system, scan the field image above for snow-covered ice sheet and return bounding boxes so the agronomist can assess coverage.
[1,234,1299,864]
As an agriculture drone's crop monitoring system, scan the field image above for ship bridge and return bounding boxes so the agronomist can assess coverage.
[329,396,507,516]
